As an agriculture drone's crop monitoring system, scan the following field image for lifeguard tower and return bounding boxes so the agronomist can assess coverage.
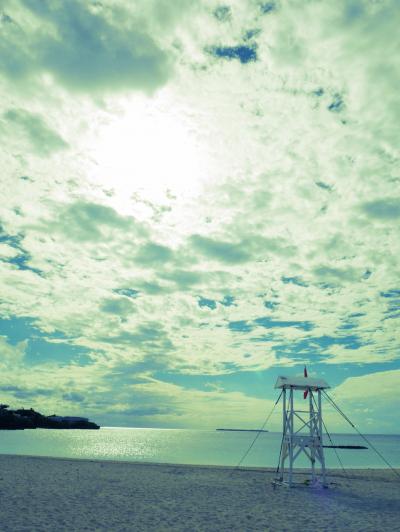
[274,374,330,487]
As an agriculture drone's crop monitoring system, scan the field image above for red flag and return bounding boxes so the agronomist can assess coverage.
[304,365,308,399]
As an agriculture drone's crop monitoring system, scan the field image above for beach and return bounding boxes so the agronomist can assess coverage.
[0,455,399,531]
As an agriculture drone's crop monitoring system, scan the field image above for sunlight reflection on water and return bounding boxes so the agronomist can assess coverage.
[0,428,398,468]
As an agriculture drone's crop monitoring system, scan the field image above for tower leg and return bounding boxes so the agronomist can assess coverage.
[288,388,294,487]
[309,391,316,484]
[279,389,287,481]
[318,390,327,487]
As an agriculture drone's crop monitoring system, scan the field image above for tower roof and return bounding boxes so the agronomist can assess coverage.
[275,375,330,390]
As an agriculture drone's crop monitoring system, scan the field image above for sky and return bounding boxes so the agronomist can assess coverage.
[0,0,399,434]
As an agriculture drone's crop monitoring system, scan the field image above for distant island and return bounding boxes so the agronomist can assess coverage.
[0,404,100,430]
[216,428,269,433]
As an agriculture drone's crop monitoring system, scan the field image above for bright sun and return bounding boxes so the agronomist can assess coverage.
[88,98,208,209]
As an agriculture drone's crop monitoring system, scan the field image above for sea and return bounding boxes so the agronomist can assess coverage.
[0,428,399,469]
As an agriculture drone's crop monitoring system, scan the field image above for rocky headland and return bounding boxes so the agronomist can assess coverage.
[0,404,100,430]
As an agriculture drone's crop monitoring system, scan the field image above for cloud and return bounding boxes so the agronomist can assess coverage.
[115,406,168,417]
[0,0,399,431]
[213,6,231,22]
[0,0,172,94]
[312,266,361,284]
[380,289,400,318]
[259,2,277,15]
[133,280,170,295]
[0,384,55,399]
[0,336,27,367]
[113,288,140,299]
[160,269,204,289]
[228,317,314,336]
[190,235,251,264]
[62,391,85,402]
[112,375,278,429]
[0,243,19,259]
[281,276,308,288]
[333,369,400,403]
[4,251,44,277]
[101,323,174,352]
[0,230,44,276]
[327,93,345,113]
[1,108,68,156]
[329,370,400,432]
[100,297,135,317]
[0,360,109,417]
[189,232,295,265]
[134,242,173,266]
[43,200,146,242]
[254,317,314,332]
[360,198,400,220]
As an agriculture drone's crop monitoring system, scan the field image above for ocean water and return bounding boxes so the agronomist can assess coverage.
[0,428,399,469]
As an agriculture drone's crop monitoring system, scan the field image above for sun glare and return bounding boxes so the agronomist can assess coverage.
[89,103,208,209]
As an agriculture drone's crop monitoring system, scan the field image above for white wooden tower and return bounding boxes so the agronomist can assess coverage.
[275,374,330,487]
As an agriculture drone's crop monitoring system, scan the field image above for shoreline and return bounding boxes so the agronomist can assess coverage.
[0,451,398,471]
[0,455,399,531]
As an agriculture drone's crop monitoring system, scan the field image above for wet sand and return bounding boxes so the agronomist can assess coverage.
[0,455,399,531]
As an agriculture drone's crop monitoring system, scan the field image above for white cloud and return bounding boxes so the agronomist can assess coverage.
[0,336,26,367]
[0,243,19,259]
[115,375,279,429]
[327,369,400,433]
[0,0,399,429]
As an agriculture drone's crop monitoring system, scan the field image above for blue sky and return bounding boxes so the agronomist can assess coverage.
[0,0,399,433]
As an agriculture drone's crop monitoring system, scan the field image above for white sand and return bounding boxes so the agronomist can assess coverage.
[0,455,399,531]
